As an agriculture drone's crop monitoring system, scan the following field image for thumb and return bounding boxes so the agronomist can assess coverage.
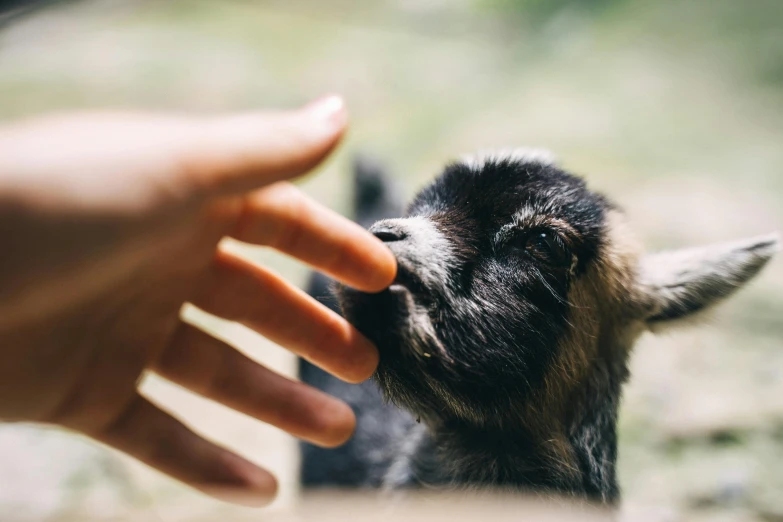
[181,95,348,196]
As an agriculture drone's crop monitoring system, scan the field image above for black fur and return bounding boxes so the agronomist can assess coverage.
[299,153,777,505]
[345,159,609,423]
[302,154,623,501]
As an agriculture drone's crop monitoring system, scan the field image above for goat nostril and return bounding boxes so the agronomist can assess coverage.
[373,228,408,243]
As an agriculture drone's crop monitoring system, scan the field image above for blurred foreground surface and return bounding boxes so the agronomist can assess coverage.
[0,1,781,521]
[2,491,618,522]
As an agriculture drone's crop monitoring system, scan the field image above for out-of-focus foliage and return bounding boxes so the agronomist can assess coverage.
[476,0,623,19]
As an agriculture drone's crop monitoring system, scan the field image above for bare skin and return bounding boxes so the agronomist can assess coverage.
[0,96,396,506]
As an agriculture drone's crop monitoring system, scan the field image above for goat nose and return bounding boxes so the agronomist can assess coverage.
[371,224,408,243]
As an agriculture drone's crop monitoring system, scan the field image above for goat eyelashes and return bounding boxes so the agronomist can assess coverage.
[300,148,779,506]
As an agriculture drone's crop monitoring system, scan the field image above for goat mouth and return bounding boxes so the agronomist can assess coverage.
[337,279,450,364]
[337,284,412,334]
[389,261,429,298]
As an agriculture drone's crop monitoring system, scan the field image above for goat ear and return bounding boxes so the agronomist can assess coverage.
[638,233,779,327]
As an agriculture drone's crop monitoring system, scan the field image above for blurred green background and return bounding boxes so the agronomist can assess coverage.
[0,0,781,521]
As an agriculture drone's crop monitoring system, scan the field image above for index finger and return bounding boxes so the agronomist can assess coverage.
[232,182,396,293]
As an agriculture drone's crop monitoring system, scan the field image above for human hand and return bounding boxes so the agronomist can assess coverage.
[0,97,396,506]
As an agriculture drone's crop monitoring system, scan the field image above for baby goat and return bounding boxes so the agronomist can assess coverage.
[300,150,778,504]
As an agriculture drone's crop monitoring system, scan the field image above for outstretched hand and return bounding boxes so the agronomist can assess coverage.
[0,97,396,506]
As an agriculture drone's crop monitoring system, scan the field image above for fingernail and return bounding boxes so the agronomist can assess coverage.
[303,95,346,125]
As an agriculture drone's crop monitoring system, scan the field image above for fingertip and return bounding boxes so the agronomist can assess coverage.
[288,94,348,162]
[309,398,357,448]
[339,332,380,384]
[352,237,398,293]
[371,239,398,292]
[301,94,348,133]
[203,454,279,507]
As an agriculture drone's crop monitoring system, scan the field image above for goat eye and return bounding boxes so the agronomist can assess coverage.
[525,231,570,266]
